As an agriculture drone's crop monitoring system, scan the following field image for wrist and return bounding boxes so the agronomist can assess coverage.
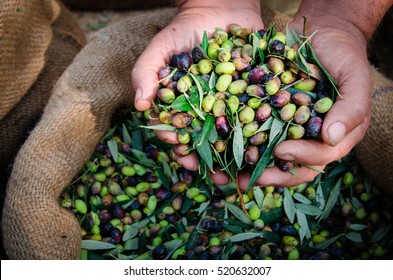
[177,0,260,13]
[295,0,393,41]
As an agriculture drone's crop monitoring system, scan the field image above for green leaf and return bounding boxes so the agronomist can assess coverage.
[207,125,218,144]
[252,33,259,61]
[208,71,217,91]
[189,73,205,110]
[313,234,345,250]
[107,140,119,162]
[233,116,244,168]
[164,239,185,260]
[293,193,312,204]
[261,230,281,242]
[319,178,342,221]
[283,188,296,223]
[196,139,213,171]
[296,209,311,243]
[304,165,325,173]
[184,92,205,120]
[169,95,193,112]
[260,208,283,224]
[224,232,263,242]
[122,226,139,241]
[139,124,176,132]
[246,131,283,191]
[131,130,143,151]
[130,149,155,167]
[255,116,273,133]
[81,240,116,250]
[348,224,368,231]
[122,124,132,145]
[268,117,285,145]
[285,24,296,48]
[295,203,322,216]
[161,158,172,179]
[371,225,391,243]
[346,232,363,243]
[224,201,253,225]
[253,187,264,209]
[196,115,215,146]
[201,31,209,53]
[185,229,201,251]
[123,238,139,251]
[258,48,265,64]
[286,87,317,99]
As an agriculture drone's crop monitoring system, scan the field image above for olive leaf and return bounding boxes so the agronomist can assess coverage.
[233,116,244,168]
[371,225,391,243]
[208,71,217,91]
[196,138,213,171]
[169,95,193,112]
[268,117,285,145]
[304,165,325,173]
[131,129,143,151]
[107,139,119,163]
[255,116,273,133]
[224,232,263,242]
[319,177,342,221]
[260,208,283,224]
[195,115,215,146]
[139,124,176,132]
[295,203,322,216]
[130,149,155,167]
[201,31,209,53]
[224,201,253,225]
[346,232,363,243]
[81,240,116,250]
[313,234,345,250]
[246,130,283,192]
[296,209,311,243]
[253,187,264,209]
[285,24,296,48]
[189,73,205,110]
[293,192,312,205]
[122,124,132,145]
[184,92,205,120]
[348,224,368,231]
[283,188,296,223]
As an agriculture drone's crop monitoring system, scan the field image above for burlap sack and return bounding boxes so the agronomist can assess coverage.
[355,70,393,193]
[2,5,291,259]
[0,0,86,181]
[62,0,174,11]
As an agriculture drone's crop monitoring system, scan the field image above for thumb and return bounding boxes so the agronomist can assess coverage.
[131,37,173,111]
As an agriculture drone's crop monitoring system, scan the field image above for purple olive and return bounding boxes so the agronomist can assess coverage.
[306,116,323,138]
[215,116,230,139]
[191,47,204,63]
[270,90,291,108]
[176,51,193,70]
[248,67,267,84]
[255,103,272,122]
[111,203,125,219]
[269,40,285,54]
[153,245,167,260]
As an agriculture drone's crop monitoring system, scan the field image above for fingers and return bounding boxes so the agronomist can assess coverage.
[131,35,174,111]
[210,167,230,186]
[149,113,179,144]
[319,48,372,147]
[237,165,323,191]
[172,152,199,171]
[275,120,368,165]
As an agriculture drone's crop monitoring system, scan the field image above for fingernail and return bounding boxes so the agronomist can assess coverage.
[135,87,142,102]
[328,122,347,146]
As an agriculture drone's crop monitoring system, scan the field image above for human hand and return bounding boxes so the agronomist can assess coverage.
[213,8,374,190]
[132,0,263,171]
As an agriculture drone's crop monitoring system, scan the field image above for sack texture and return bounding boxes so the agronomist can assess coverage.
[62,0,175,11]
[0,0,86,178]
[355,70,393,193]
